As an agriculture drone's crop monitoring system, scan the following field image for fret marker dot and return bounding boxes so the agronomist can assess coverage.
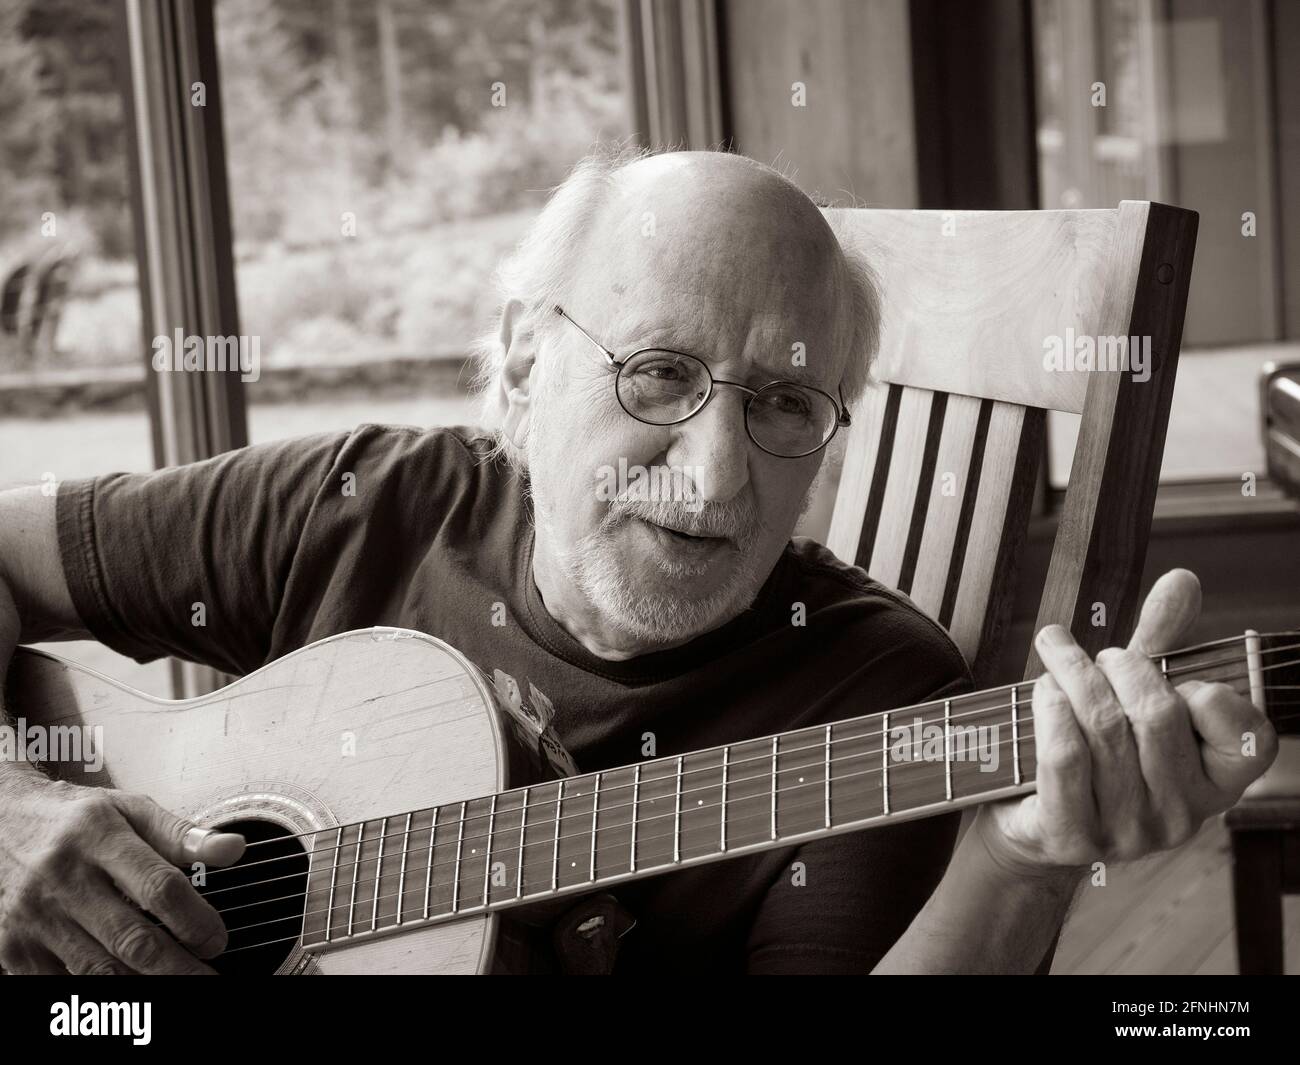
[798,776,805,783]
[697,799,703,806]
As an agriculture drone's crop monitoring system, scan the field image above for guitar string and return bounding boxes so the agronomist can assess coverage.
[219,725,1060,941]
[216,677,1288,954]
[196,650,1300,889]
[208,670,1288,937]
[199,645,1300,882]
[214,675,1300,936]
[208,635,1296,867]
[201,707,1047,906]
[197,694,1044,885]
[220,675,1300,939]
[203,665,1300,900]
[207,714,1053,919]
[218,633,1300,859]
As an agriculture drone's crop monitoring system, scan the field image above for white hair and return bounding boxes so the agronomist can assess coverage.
[469,145,883,471]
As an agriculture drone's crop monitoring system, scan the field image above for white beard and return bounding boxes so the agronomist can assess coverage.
[520,376,824,648]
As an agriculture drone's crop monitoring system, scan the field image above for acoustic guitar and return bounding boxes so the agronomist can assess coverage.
[4,627,1297,974]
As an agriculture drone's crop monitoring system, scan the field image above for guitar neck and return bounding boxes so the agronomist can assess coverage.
[298,630,1287,953]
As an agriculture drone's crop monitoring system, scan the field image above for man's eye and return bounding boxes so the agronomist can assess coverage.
[758,389,812,416]
[634,360,686,381]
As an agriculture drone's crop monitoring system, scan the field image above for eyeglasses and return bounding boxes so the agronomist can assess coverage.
[552,305,851,459]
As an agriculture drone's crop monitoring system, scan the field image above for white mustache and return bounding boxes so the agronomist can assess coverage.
[608,498,760,545]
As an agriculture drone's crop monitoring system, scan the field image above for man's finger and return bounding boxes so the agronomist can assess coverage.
[1129,568,1201,657]
[96,827,228,958]
[1095,646,1203,842]
[109,792,245,868]
[1029,671,1097,847]
[1182,680,1279,798]
[1035,625,1145,837]
[46,915,136,975]
[72,876,216,975]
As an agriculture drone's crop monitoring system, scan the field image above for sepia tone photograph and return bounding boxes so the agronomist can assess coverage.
[0,0,1298,1026]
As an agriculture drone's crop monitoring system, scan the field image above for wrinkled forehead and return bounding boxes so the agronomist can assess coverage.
[564,160,850,387]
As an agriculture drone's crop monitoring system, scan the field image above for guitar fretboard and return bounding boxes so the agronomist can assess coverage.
[298,633,1263,951]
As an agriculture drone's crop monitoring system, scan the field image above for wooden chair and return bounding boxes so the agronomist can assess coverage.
[823,200,1199,971]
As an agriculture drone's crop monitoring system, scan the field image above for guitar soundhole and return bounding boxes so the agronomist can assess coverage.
[202,819,309,974]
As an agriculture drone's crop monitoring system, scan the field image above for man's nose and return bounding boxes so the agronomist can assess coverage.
[670,388,751,503]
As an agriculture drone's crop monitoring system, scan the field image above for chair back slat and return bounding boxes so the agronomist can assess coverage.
[905,392,984,620]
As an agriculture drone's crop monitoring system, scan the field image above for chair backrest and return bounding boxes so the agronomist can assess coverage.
[825,201,1198,686]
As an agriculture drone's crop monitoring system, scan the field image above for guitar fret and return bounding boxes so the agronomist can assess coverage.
[348,822,364,935]
[423,805,438,920]
[589,774,601,881]
[1011,686,1021,786]
[325,826,342,941]
[551,780,564,892]
[770,736,778,840]
[482,794,497,908]
[720,746,729,852]
[372,816,386,931]
[516,787,529,899]
[630,764,641,872]
[881,711,891,815]
[452,800,466,913]
[823,725,831,829]
[944,700,953,801]
[670,757,682,862]
[396,813,411,924]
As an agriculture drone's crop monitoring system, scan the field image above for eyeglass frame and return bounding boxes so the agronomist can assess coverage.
[550,305,852,459]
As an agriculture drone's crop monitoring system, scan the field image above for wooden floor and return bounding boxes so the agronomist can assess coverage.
[1053,815,1299,974]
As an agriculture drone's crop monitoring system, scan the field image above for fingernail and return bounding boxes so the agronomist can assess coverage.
[181,827,215,863]
[182,827,214,863]
[1036,624,1072,649]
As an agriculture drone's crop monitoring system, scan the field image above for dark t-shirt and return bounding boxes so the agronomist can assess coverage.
[56,423,975,974]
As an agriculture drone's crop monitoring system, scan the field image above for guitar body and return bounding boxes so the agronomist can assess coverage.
[4,629,543,974]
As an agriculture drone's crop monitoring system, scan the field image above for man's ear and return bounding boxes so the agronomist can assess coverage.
[498,298,537,448]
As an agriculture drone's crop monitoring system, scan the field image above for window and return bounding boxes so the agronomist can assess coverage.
[0,0,168,696]
[212,0,630,443]
[1033,0,1297,486]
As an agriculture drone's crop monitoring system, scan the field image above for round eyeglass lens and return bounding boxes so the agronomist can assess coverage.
[746,382,839,456]
[616,349,712,425]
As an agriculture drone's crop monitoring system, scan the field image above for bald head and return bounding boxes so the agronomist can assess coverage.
[476,147,881,462]
[562,151,858,397]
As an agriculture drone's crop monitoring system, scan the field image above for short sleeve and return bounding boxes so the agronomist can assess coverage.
[56,430,352,676]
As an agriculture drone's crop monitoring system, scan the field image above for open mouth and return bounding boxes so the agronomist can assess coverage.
[635,517,729,550]
[661,525,720,543]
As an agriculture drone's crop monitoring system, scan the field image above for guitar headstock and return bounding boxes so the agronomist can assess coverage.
[1259,631,1300,735]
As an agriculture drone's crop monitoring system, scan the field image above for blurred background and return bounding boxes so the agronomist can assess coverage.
[1,0,1298,973]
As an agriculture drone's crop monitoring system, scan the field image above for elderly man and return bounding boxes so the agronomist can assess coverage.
[0,149,1276,975]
